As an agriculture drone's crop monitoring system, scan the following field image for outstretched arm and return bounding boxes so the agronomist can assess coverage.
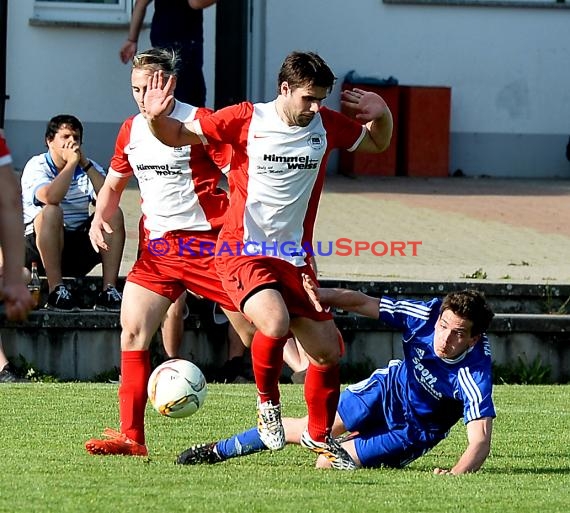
[302,274,380,319]
[119,0,151,64]
[341,88,393,153]
[433,417,493,475]
[144,71,202,147]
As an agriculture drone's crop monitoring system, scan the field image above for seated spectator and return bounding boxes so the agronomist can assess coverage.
[20,115,125,311]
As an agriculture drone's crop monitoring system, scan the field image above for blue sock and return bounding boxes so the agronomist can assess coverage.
[216,428,268,460]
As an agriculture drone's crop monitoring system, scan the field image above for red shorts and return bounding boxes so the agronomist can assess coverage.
[128,230,237,312]
[215,254,333,322]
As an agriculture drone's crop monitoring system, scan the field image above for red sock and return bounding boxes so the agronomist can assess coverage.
[118,350,150,445]
[305,362,340,443]
[251,332,287,404]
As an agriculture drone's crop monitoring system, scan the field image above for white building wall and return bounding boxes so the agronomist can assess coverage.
[4,0,570,177]
[4,0,216,169]
[306,4,570,136]
[254,0,570,177]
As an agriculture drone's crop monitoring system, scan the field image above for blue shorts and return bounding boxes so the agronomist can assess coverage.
[338,364,444,468]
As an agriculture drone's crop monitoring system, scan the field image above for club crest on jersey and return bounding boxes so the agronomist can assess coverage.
[306,133,325,150]
[173,146,189,157]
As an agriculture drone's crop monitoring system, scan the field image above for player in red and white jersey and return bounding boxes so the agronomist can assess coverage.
[112,110,228,237]
[144,51,393,469]
[85,48,253,457]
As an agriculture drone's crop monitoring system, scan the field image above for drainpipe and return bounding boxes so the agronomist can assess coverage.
[0,0,7,128]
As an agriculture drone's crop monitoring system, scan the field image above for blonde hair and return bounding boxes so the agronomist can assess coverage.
[132,48,179,76]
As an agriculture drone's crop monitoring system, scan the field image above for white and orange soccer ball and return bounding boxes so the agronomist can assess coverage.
[147,359,207,419]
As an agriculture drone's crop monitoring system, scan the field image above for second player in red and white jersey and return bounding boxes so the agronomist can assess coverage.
[85,49,255,458]
[110,101,230,240]
[193,101,365,266]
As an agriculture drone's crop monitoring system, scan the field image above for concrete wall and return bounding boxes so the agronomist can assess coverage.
[1,326,221,380]
[2,278,569,382]
[3,314,569,382]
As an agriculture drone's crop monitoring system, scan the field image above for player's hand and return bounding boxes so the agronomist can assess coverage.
[2,283,34,321]
[144,71,175,120]
[433,468,455,475]
[302,273,323,313]
[340,88,390,123]
[89,216,113,253]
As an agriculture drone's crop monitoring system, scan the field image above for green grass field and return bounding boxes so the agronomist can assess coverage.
[1,383,569,513]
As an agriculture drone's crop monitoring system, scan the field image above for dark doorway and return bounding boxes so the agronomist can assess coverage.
[214,0,248,110]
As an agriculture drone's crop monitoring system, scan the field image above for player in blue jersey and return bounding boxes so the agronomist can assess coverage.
[177,278,495,474]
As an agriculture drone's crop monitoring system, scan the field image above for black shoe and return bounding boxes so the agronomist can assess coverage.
[45,284,78,311]
[0,363,29,383]
[94,285,122,312]
[176,443,224,465]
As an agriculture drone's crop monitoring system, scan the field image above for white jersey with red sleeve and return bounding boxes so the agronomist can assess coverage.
[192,100,366,266]
[108,101,231,239]
[0,133,12,167]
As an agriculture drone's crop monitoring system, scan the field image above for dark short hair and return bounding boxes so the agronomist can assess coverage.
[277,51,336,94]
[45,114,84,144]
[440,289,495,337]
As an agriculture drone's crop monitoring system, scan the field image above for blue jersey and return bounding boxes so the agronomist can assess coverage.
[378,295,495,437]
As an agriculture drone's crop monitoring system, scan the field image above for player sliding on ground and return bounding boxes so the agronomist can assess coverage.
[177,277,496,474]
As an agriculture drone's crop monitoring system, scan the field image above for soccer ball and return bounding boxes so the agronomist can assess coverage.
[147,359,207,419]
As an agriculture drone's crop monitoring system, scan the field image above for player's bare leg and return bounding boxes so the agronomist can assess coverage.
[161,291,187,358]
[85,283,171,456]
